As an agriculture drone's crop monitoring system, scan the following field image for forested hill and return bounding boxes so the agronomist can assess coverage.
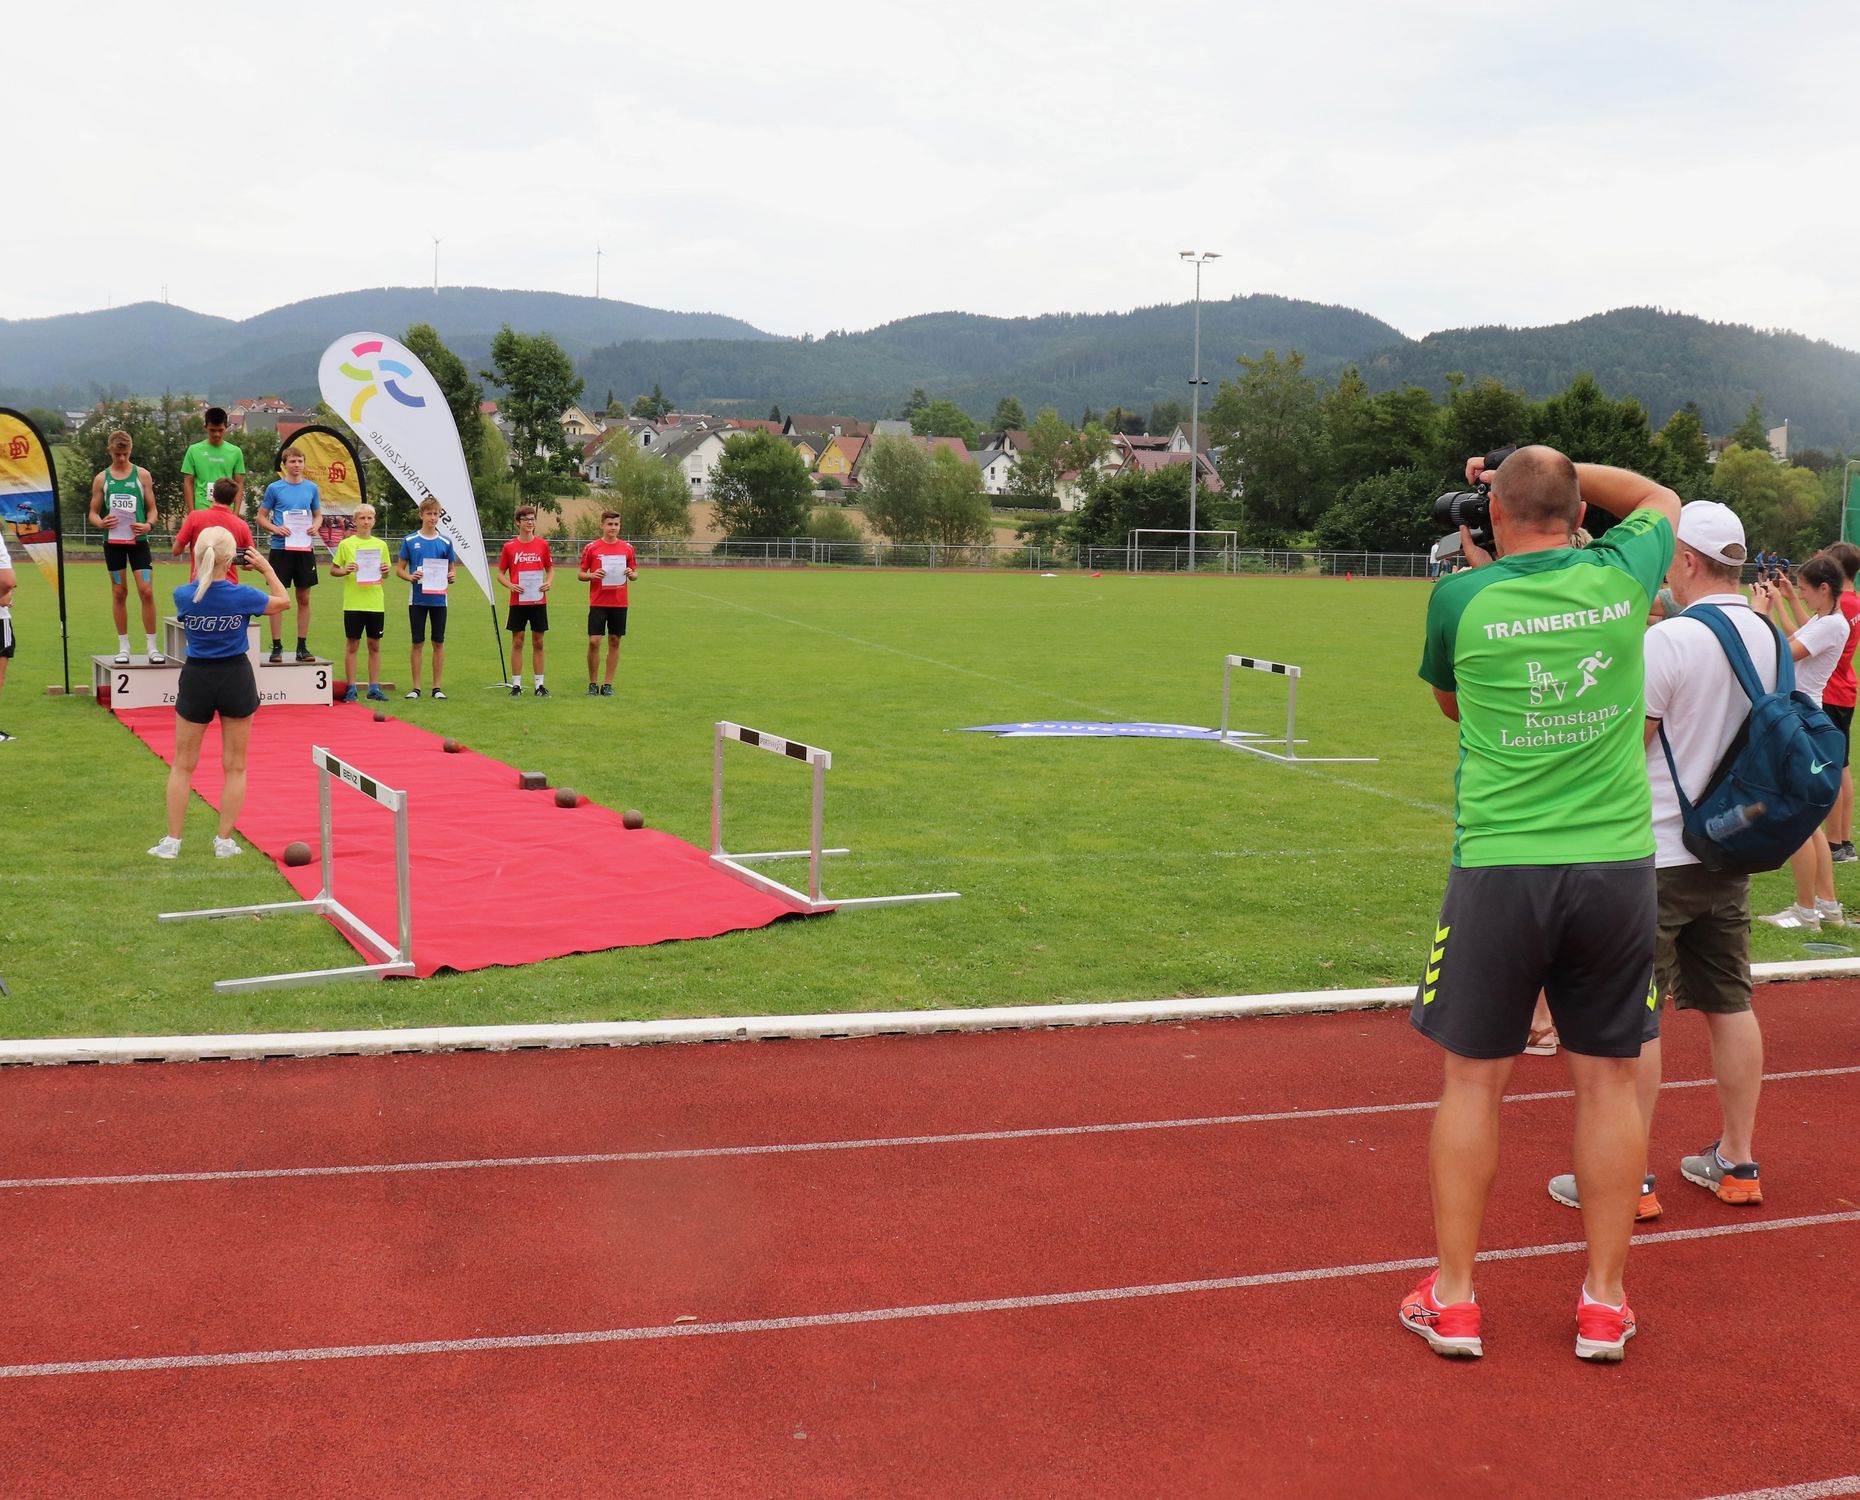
[0,287,773,408]
[577,296,1406,423]
[1360,308,1860,450]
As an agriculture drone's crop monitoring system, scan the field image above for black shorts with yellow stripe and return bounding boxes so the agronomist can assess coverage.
[1410,858,1658,1059]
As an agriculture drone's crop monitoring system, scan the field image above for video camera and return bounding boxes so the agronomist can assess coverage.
[1431,445,1518,559]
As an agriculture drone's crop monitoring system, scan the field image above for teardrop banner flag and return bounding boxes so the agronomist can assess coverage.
[279,422,366,513]
[316,334,492,603]
[0,407,69,692]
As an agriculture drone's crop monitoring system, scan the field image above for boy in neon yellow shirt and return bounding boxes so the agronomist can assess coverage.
[329,504,391,702]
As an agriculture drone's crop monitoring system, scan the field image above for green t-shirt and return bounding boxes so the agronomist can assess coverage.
[332,535,390,613]
[181,440,246,509]
[1419,508,1674,867]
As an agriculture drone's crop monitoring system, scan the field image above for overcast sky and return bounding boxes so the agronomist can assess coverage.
[9,0,1858,349]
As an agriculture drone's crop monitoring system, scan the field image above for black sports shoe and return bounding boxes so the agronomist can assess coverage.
[0,729,15,742]
[295,647,315,663]
[509,684,523,697]
[534,685,551,699]
[600,683,614,697]
[268,645,283,664]
[586,682,600,697]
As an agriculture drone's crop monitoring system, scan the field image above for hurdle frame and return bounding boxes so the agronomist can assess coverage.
[710,720,960,912]
[160,745,417,992]
[1218,654,1378,764]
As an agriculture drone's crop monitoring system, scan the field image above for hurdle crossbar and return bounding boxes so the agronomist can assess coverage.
[710,720,959,912]
[160,745,417,991]
[1218,655,1378,764]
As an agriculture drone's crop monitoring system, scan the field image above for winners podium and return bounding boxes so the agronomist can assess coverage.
[93,619,334,710]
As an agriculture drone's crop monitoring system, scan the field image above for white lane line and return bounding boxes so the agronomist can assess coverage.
[3,1212,1854,1381]
[4,1065,1855,1193]
[1695,1481,1860,1500]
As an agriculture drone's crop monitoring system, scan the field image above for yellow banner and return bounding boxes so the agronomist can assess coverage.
[280,424,365,512]
[0,408,63,594]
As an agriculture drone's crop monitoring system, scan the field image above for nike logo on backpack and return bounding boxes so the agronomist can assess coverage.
[1812,759,1833,775]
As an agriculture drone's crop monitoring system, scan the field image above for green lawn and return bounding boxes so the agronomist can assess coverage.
[2,559,1848,1039]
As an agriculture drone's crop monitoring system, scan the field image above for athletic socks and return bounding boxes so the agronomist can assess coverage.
[297,637,307,654]
[118,634,131,654]
[1580,1286,1625,1313]
[145,633,159,654]
[534,675,545,689]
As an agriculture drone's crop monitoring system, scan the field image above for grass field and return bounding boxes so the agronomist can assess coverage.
[2,558,1849,1039]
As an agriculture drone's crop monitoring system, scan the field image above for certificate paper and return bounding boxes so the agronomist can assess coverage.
[108,496,137,541]
[517,569,546,603]
[355,550,383,585]
[420,558,450,595]
[600,554,629,587]
[284,510,314,551]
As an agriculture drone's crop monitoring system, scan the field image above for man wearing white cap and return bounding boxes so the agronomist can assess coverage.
[1547,499,1770,1225]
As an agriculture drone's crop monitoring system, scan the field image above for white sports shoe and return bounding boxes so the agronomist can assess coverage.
[1758,902,1820,931]
[149,836,181,860]
[1815,899,1846,927]
[213,836,242,859]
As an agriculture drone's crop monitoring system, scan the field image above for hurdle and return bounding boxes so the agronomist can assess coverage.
[160,745,416,991]
[1217,654,1378,764]
[710,721,960,912]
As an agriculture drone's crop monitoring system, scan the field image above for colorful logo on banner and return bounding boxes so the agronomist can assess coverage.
[335,339,428,423]
[317,332,492,604]
[0,408,62,594]
[958,721,1261,740]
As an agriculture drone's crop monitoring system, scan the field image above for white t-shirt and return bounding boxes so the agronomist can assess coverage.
[1790,611,1849,707]
[0,530,11,567]
[1644,596,1783,867]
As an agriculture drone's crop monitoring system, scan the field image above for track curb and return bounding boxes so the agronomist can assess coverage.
[4,959,1857,1066]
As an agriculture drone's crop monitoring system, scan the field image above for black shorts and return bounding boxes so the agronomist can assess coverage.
[1825,703,1853,768]
[104,538,153,576]
[1411,859,1657,1059]
[344,610,385,642]
[0,614,14,658]
[506,603,549,634]
[270,549,319,589]
[175,653,259,724]
[409,604,449,644]
[588,606,628,638]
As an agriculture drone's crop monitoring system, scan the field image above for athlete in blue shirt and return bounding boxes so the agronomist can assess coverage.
[150,528,286,861]
[394,497,459,699]
[258,447,322,662]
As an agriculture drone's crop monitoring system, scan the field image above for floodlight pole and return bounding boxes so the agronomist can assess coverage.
[1180,251,1220,572]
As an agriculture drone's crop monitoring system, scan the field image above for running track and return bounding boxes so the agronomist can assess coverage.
[3,984,1858,1498]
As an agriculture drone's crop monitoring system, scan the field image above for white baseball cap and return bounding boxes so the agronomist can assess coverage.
[1677,501,1747,566]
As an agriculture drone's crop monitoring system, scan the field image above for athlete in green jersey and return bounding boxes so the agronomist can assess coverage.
[1399,448,1680,1369]
[86,429,162,663]
[181,406,246,513]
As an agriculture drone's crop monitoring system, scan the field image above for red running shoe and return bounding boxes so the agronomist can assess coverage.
[1399,1271,1483,1358]
[1574,1292,1637,1362]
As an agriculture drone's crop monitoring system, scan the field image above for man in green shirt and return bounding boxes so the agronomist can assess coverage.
[181,406,247,513]
[1398,447,1678,1367]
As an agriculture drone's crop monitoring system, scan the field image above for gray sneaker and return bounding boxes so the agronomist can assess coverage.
[1547,1171,1662,1220]
[1679,1142,1763,1205]
[1833,841,1857,864]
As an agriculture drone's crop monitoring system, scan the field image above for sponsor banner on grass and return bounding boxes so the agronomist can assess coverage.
[0,406,69,689]
[959,721,1260,740]
[317,333,491,602]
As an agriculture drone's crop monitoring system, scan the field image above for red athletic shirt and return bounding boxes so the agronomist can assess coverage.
[173,505,254,583]
[580,539,636,607]
[498,537,554,607]
[1823,589,1860,709]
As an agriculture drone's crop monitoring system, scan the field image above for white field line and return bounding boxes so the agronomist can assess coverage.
[4,1065,1854,1193]
[1695,1481,1860,1500]
[6,959,1859,1065]
[2,1211,1853,1381]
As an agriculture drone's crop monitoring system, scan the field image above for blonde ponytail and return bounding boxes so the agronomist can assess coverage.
[193,526,236,601]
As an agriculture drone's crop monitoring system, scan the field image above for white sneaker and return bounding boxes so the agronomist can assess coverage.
[1758,903,1820,931]
[213,836,242,859]
[149,836,181,859]
[1816,899,1846,927]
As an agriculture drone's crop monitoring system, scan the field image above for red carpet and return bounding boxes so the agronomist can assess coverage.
[115,705,804,976]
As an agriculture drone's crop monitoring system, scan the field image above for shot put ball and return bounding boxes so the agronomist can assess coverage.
[554,788,578,808]
[373,710,388,723]
[623,809,645,830]
[443,739,462,753]
[283,841,313,867]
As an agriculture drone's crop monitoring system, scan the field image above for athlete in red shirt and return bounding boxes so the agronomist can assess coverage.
[495,505,555,697]
[1821,542,1860,860]
[173,480,255,584]
[577,510,637,697]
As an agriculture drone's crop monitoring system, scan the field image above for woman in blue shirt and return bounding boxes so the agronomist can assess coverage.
[150,527,288,860]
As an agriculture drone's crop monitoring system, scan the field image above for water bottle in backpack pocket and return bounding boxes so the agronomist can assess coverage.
[1658,604,1844,875]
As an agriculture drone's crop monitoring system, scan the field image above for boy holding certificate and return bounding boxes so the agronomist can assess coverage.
[330,503,391,702]
[577,510,637,697]
[394,497,458,700]
[257,446,321,663]
[496,504,554,698]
